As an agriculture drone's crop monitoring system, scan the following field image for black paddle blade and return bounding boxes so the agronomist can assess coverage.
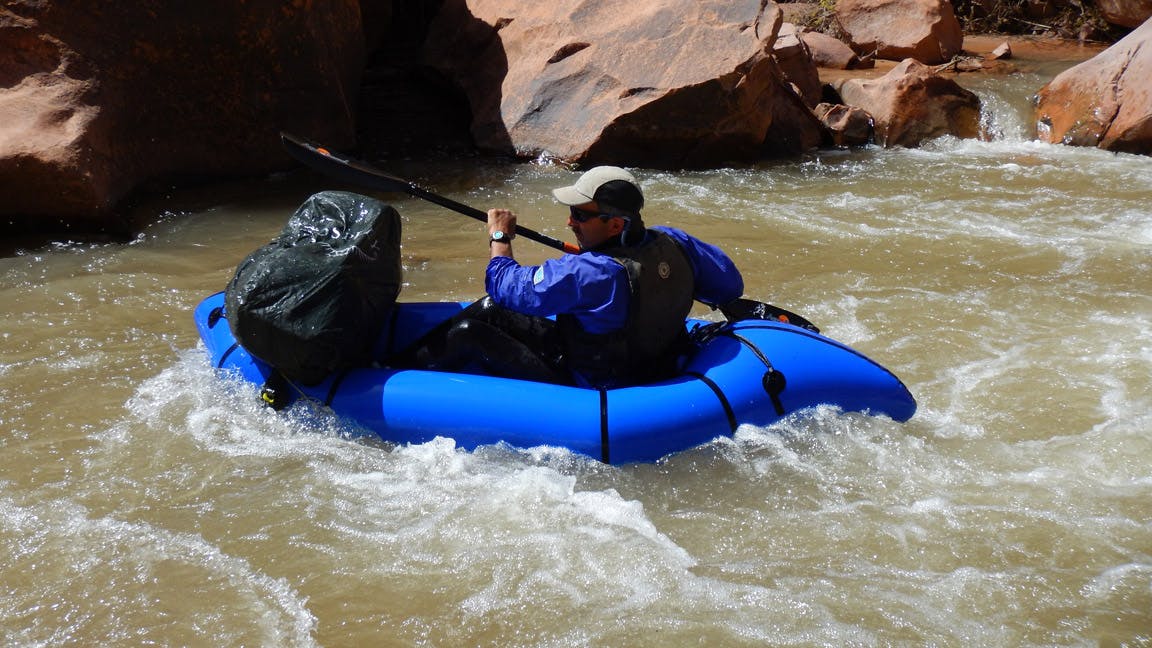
[280,133,414,194]
[719,298,820,333]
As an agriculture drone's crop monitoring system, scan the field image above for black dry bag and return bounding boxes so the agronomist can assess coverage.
[224,191,403,385]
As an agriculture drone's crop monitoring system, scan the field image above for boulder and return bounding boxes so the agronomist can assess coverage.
[987,42,1012,61]
[800,31,868,69]
[814,103,874,146]
[1095,0,1152,28]
[835,0,963,64]
[775,24,824,107]
[0,2,364,232]
[1033,18,1152,154]
[832,58,982,147]
[421,0,825,168]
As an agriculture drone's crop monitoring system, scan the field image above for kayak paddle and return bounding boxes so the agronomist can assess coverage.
[280,132,580,254]
[278,132,819,332]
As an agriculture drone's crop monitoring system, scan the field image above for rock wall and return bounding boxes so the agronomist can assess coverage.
[2,0,1146,235]
[0,1,364,233]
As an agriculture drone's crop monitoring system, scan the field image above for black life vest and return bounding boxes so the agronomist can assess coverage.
[558,230,695,387]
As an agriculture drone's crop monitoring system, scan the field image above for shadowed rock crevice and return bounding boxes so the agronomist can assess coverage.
[547,43,591,65]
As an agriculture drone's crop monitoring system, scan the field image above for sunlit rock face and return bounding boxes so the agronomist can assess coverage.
[835,0,963,65]
[421,0,826,169]
[832,59,982,148]
[1033,18,1152,155]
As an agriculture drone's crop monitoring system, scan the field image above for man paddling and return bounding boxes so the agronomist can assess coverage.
[405,166,743,388]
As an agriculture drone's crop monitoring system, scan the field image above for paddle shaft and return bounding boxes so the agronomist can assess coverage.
[281,133,579,254]
[279,132,819,332]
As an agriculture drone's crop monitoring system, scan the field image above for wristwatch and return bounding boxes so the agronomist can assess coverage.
[489,230,513,244]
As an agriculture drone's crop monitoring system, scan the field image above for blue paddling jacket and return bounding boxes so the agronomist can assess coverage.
[485,226,743,386]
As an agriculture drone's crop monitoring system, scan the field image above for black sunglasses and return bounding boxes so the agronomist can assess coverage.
[569,206,611,223]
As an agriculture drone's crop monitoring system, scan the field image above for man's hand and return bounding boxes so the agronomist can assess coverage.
[487,208,517,237]
[487,208,516,258]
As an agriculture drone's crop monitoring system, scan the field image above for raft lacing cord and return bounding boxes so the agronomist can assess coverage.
[262,368,351,411]
[721,330,788,416]
[208,307,242,369]
[683,371,738,433]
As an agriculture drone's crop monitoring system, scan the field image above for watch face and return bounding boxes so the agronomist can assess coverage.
[492,231,506,241]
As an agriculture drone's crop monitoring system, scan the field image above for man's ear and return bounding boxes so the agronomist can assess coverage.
[607,217,626,235]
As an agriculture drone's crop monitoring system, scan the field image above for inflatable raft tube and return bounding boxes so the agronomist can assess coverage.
[194,292,915,464]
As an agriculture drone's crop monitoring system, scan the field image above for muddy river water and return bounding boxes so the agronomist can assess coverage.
[2,48,1150,645]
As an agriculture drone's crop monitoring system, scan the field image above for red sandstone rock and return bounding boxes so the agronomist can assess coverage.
[814,103,874,146]
[421,0,824,168]
[835,0,963,65]
[0,2,363,230]
[776,24,823,107]
[1095,0,1152,28]
[1034,18,1152,155]
[831,58,982,147]
[988,42,1012,60]
[800,31,865,70]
